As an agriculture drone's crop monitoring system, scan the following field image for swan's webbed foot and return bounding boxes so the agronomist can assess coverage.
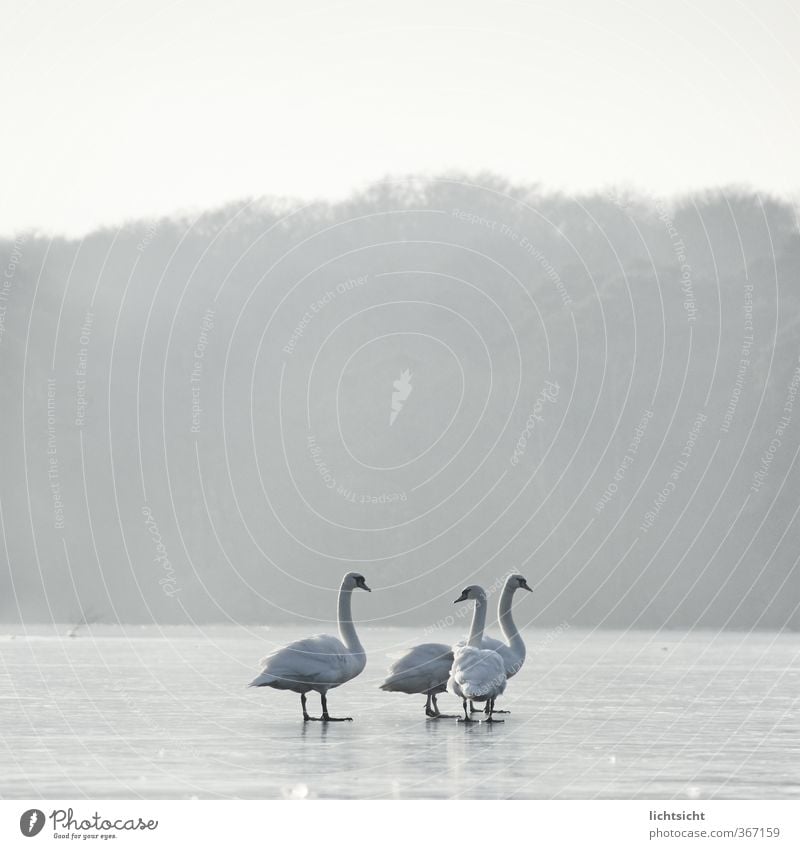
[485,716,505,723]
[319,693,352,722]
[492,709,511,714]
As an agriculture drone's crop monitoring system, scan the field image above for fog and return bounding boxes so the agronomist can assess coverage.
[1,176,798,630]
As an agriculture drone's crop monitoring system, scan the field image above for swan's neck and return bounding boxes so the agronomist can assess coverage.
[337,585,363,652]
[498,581,525,659]
[467,590,488,648]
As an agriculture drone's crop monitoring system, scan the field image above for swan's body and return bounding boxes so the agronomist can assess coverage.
[449,645,506,701]
[447,585,507,722]
[380,642,454,717]
[249,572,370,721]
[250,634,366,692]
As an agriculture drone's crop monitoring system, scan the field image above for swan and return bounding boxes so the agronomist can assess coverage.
[379,641,455,718]
[447,585,507,722]
[249,572,371,721]
[469,573,531,713]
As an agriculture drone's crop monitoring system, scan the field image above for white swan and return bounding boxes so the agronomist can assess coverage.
[469,573,531,714]
[379,641,455,718]
[249,572,371,721]
[447,585,507,722]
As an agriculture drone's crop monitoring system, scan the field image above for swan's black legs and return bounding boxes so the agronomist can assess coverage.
[303,691,348,721]
[425,693,439,718]
[320,691,352,722]
[458,698,477,723]
[485,697,504,723]
[429,693,458,719]
[469,700,481,714]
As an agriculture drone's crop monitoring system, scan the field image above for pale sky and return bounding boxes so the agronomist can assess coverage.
[2,0,798,236]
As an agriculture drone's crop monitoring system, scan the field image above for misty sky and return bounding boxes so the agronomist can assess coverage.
[2,0,799,236]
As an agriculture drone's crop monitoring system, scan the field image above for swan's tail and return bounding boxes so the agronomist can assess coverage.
[379,671,417,692]
[248,671,277,688]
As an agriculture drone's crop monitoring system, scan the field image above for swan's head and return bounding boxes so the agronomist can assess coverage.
[510,573,532,592]
[453,585,485,603]
[344,572,371,592]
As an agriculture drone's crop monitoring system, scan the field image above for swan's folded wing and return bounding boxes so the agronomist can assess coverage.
[381,642,453,691]
[257,633,343,663]
[385,642,452,674]
[447,645,477,697]
[255,634,351,687]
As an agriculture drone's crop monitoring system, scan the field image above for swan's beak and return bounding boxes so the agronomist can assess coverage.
[357,580,371,592]
[453,590,469,603]
[521,581,533,592]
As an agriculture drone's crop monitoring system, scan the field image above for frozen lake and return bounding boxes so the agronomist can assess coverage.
[0,625,798,799]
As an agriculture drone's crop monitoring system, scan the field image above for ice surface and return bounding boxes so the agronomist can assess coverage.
[0,626,798,799]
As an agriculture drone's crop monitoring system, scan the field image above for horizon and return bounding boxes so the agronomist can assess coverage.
[3,174,798,242]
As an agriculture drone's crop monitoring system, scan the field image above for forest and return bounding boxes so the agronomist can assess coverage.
[1,176,798,630]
